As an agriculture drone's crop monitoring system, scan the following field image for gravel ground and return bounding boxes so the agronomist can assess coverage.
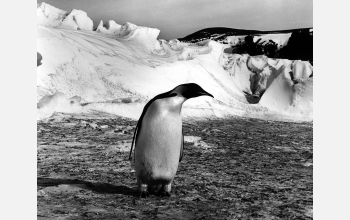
[37,112,312,220]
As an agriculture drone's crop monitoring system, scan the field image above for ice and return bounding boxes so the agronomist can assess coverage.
[96,20,122,35]
[61,9,93,31]
[37,3,93,31]
[37,3,313,121]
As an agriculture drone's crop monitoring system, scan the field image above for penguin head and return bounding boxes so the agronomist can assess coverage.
[171,83,214,99]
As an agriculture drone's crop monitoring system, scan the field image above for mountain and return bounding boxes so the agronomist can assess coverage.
[178,27,262,42]
[178,27,312,42]
[37,3,313,121]
[178,27,313,64]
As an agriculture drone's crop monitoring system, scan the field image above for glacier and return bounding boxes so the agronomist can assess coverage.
[37,3,313,121]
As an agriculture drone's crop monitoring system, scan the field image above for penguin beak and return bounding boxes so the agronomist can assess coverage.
[198,91,214,98]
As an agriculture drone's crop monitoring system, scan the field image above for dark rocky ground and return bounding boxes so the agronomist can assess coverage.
[37,111,312,220]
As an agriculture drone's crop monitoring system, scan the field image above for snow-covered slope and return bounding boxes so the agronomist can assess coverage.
[37,3,313,121]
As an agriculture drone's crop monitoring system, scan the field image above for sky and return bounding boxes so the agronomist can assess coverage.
[37,0,313,40]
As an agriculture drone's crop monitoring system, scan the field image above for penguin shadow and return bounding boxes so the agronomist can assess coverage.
[37,177,137,196]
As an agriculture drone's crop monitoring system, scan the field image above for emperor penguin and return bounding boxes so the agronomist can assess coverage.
[129,83,214,197]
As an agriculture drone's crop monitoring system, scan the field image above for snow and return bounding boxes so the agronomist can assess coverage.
[61,9,93,31]
[259,61,313,117]
[226,35,246,46]
[37,3,313,121]
[37,3,93,31]
[37,2,67,28]
[96,20,122,35]
[253,33,292,47]
[226,33,292,47]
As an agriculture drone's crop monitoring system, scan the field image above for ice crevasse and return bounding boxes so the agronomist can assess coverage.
[37,3,313,121]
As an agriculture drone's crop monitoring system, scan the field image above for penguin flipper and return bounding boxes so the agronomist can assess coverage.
[179,131,184,162]
[129,120,140,161]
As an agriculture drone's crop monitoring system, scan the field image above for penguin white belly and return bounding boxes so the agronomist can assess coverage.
[135,100,182,184]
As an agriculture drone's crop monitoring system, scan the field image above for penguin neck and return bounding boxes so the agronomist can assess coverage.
[162,96,187,114]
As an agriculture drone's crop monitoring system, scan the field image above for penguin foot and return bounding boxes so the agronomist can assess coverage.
[157,191,171,197]
[149,184,162,195]
[140,191,149,198]
[157,184,172,197]
[138,183,149,198]
[148,189,157,195]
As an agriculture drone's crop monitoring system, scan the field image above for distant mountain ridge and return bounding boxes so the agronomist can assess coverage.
[178,27,312,42]
[178,27,313,63]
